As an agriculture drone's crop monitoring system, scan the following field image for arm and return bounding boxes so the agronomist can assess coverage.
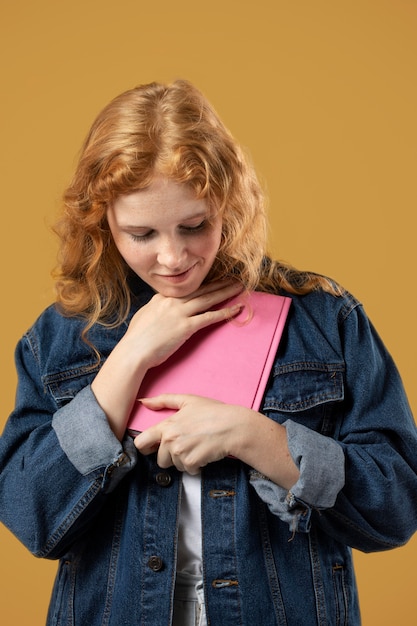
[319,306,417,550]
[0,337,136,559]
[252,303,417,550]
[134,395,300,489]
[136,299,417,551]
[91,281,243,440]
[0,282,242,557]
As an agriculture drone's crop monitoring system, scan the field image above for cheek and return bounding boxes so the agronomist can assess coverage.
[113,238,148,271]
[210,225,223,257]
[201,220,222,256]
[197,234,220,260]
[126,247,150,270]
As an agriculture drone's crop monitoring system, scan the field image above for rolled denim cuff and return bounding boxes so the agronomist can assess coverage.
[52,385,137,491]
[250,419,345,533]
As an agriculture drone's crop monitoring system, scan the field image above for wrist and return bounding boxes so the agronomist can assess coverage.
[91,339,151,441]
[226,406,260,459]
[230,410,300,490]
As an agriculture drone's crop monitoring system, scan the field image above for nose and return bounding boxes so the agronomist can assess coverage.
[157,236,188,270]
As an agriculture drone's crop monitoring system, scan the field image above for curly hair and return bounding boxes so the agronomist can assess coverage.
[53,79,342,339]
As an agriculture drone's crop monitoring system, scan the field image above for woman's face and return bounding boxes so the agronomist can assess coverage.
[107,177,223,297]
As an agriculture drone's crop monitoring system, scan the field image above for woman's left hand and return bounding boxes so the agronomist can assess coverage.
[134,394,242,474]
[134,394,300,489]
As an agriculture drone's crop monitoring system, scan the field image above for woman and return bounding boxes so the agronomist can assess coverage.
[0,79,416,625]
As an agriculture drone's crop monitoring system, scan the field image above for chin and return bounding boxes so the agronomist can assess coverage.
[158,285,197,298]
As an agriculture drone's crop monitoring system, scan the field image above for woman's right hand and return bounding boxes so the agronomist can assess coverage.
[125,280,244,369]
[91,280,243,440]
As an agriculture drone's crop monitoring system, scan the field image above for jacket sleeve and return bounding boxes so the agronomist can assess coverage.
[323,304,417,551]
[0,335,137,560]
[251,302,417,552]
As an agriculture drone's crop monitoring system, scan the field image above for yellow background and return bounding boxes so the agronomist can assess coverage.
[1,0,416,623]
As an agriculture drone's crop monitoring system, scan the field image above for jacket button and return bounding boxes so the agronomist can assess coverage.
[155,471,172,487]
[148,555,164,572]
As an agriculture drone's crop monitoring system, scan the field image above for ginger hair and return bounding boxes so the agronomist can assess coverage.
[53,79,342,340]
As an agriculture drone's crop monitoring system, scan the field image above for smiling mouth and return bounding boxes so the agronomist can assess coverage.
[159,264,197,281]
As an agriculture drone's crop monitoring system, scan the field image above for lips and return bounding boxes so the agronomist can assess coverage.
[157,264,197,282]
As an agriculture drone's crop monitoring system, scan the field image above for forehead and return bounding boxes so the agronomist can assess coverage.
[112,178,209,224]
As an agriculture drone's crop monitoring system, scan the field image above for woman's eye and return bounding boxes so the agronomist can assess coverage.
[130,231,154,242]
[181,220,208,233]
[128,220,208,242]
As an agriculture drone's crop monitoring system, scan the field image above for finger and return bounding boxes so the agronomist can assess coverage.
[157,447,183,471]
[193,301,243,330]
[139,394,186,411]
[133,396,187,453]
[134,427,162,455]
[184,281,244,313]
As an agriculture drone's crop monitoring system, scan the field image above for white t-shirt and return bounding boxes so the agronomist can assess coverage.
[176,472,203,575]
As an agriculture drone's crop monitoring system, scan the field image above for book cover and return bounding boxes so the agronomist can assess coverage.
[127,291,291,433]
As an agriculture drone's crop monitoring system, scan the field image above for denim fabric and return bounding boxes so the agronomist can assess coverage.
[53,385,137,486]
[1,278,416,626]
[250,418,345,533]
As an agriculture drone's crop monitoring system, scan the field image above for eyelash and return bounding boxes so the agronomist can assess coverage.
[130,220,208,242]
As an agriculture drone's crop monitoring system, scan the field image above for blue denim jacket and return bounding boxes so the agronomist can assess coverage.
[1,281,416,625]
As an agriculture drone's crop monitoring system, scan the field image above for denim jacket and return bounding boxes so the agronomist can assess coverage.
[1,280,416,626]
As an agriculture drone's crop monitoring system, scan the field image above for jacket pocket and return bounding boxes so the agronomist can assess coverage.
[262,361,345,437]
[332,563,349,626]
[48,558,75,626]
[43,365,101,409]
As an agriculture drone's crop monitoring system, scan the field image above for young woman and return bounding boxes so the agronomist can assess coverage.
[1,79,416,626]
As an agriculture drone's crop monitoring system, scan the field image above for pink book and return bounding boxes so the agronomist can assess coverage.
[127,291,291,433]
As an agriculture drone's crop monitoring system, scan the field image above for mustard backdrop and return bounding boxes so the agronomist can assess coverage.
[1,0,416,624]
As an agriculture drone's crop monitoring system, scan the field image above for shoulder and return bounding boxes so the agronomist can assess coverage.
[20,304,126,375]
[274,282,366,366]
[24,304,88,356]
[259,260,361,324]
[285,285,361,325]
